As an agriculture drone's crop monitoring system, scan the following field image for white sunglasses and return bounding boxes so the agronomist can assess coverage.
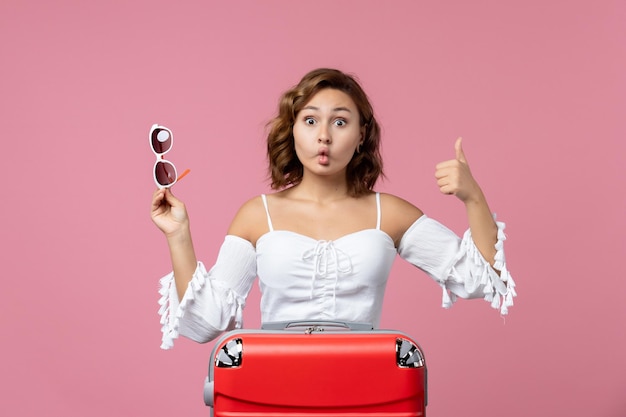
[150,124,189,188]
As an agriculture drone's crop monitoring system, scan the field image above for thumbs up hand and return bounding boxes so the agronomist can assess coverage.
[435,137,483,204]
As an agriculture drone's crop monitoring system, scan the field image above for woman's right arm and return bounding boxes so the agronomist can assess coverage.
[152,192,262,349]
[151,188,198,300]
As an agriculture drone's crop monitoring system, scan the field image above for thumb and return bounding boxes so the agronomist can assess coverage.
[164,188,182,206]
[455,137,467,163]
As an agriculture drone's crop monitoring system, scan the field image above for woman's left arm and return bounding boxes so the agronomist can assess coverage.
[435,137,498,267]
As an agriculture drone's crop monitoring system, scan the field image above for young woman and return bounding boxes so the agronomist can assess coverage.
[151,68,515,349]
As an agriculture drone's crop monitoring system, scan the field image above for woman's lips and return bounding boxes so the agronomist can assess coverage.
[318,148,329,165]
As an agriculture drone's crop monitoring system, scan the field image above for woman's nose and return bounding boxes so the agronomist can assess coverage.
[317,137,331,144]
[317,126,332,144]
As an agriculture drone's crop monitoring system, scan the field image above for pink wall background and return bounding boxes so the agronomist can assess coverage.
[2,1,624,416]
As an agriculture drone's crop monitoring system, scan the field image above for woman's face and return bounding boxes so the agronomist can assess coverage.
[292,88,364,179]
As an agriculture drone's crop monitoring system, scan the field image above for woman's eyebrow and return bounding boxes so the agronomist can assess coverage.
[302,105,353,113]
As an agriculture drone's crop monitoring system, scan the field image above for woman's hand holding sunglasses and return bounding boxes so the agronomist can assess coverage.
[150,123,193,238]
[151,188,190,238]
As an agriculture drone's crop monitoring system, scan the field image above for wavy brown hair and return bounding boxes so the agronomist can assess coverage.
[266,68,383,197]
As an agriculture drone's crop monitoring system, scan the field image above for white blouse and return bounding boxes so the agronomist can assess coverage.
[158,196,516,350]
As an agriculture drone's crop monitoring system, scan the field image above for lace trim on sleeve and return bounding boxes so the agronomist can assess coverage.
[442,217,517,315]
[157,262,246,350]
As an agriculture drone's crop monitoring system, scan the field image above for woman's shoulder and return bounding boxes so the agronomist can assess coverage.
[227,194,270,245]
[379,192,423,216]
[378,192,425,246]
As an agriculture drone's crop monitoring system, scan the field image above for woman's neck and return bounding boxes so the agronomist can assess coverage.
[287,176,351,203]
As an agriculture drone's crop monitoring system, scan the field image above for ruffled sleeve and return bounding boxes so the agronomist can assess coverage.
[397,215,516,315]
[157,235,257,350]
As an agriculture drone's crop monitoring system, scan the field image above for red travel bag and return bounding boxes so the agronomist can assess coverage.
[204,321,427,416]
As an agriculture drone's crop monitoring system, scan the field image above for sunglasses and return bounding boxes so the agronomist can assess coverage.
[150,124,190,188]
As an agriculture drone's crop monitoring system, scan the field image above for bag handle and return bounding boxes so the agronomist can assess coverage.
[261,320,374,332]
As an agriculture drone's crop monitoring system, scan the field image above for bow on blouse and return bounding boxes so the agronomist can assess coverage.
[302,240,353,307]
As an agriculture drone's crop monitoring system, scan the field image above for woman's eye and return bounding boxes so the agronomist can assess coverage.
[334,119,346,127]
[304,117,316,125]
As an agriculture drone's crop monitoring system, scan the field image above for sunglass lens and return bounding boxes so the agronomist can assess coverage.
[155,161,176,186]
[151,128,172,154]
